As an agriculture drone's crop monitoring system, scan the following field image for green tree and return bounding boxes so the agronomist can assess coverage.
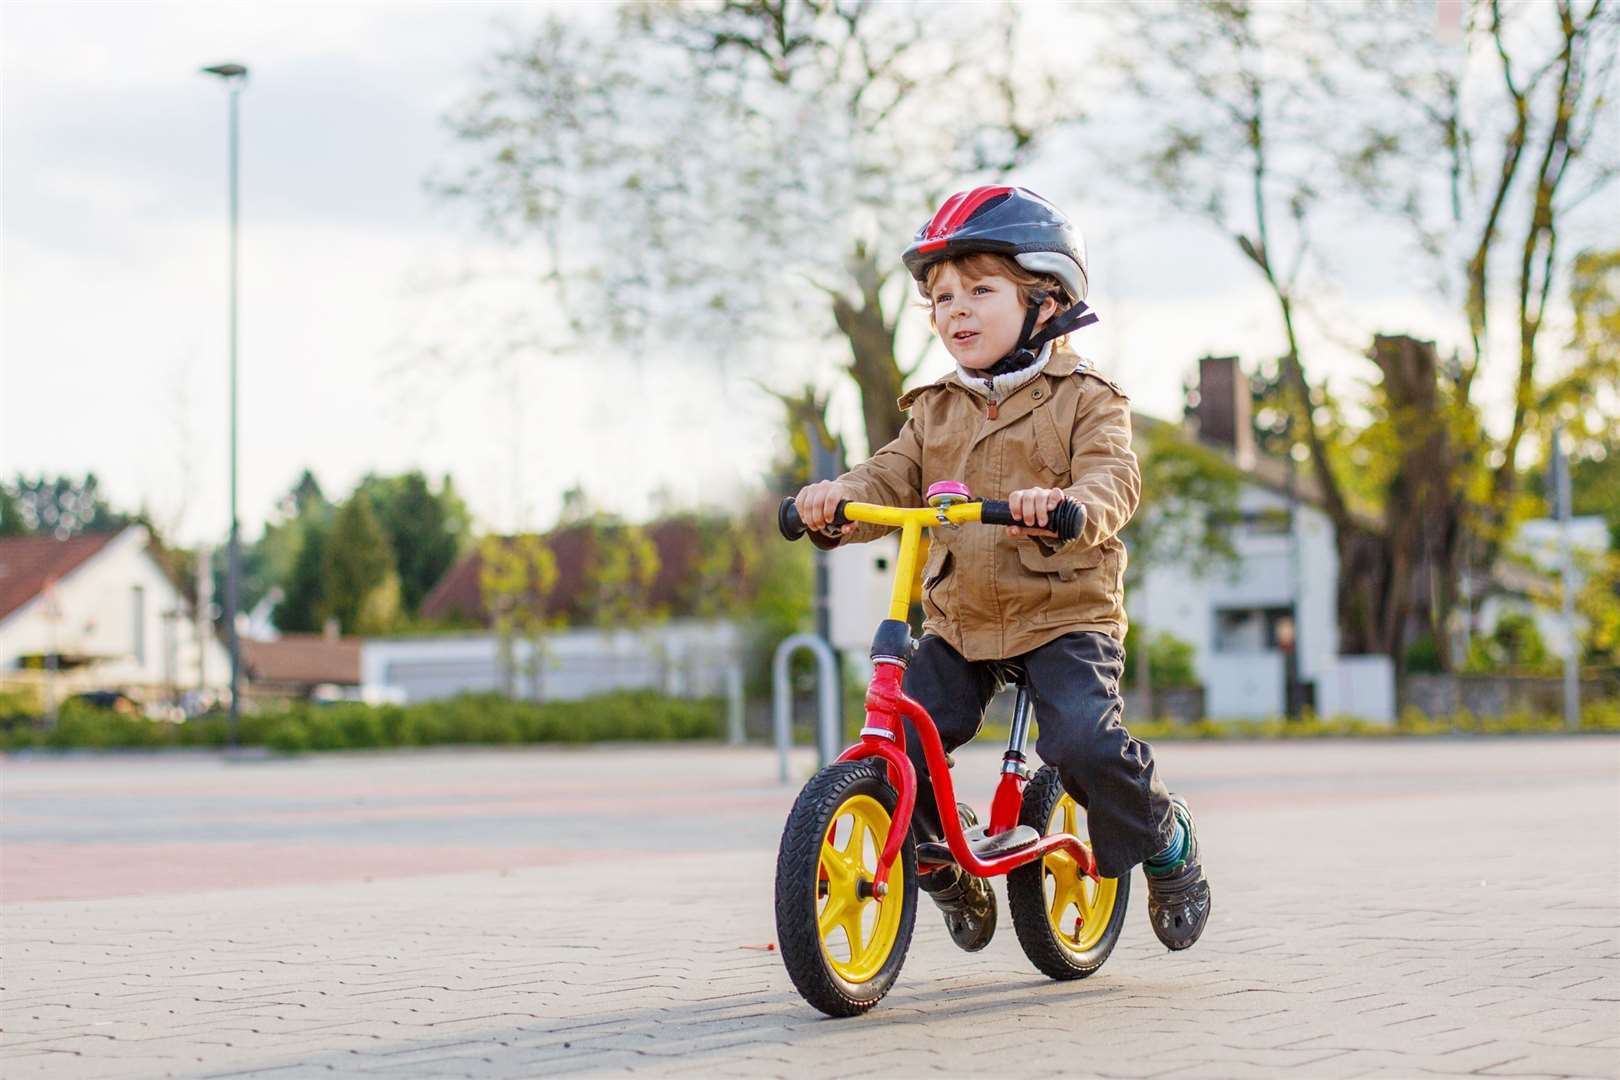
[1123,421,1243,710]
[354,471,471,615]
[274,519,330,633]
[479,533,560,698]
[0,484,26,537]
[252,469,334,619]
[585,520,662,631]
[4,474,129,539]
[320,494,400,635]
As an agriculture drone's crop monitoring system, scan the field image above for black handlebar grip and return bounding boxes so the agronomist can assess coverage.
[777,498,851,541]
[1048,499,1086,543]
[979,500,1016,527]
[778,498,807,541]
[980,498,1087,543]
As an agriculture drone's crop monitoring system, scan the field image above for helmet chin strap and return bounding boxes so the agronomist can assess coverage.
[982,290,1100,377]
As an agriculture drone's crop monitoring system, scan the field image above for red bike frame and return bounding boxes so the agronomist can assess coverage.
[837,661,1100,897]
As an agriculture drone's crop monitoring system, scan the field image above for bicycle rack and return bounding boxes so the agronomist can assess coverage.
[771,633,841,783]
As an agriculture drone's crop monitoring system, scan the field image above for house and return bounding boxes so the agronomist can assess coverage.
[240,627,365,702]
[1477,515,1610,660]
[0,526,230,708]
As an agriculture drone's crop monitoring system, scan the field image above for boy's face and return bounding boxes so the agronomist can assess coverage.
[929,262,1032,371]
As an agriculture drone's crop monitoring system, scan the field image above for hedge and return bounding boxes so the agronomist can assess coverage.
[0,691,723,754]
[981,697,1620,743]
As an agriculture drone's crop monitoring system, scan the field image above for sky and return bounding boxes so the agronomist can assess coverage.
[2,1,1611,547]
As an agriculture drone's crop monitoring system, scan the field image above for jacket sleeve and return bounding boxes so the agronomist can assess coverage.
[807,414,925,549]
[1055,385,1140,551]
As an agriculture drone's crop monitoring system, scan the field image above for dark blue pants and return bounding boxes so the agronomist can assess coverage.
[899,631,1175,878]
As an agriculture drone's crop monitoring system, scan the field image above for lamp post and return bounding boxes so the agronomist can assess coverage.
[201,61,248,745]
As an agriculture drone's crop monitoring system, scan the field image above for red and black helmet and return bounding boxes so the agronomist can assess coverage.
[901,186,1089,303]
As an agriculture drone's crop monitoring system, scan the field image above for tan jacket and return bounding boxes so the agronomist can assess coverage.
[821,347,1139,660]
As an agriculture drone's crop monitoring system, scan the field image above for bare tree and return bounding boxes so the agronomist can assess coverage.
[435,0,1074,457]
[1339,0,1619,537]
[1107,0,1618,667]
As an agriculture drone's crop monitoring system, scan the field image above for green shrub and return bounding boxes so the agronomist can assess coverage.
[264,719,310,753]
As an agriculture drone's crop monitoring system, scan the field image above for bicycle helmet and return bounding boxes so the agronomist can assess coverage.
[903,186,1098,373]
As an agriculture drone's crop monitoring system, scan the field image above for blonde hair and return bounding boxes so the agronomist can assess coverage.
[920,252,1070,337]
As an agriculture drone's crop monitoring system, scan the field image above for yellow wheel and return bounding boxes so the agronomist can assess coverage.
[1006,765,1129,979]
[775,761,917,1016]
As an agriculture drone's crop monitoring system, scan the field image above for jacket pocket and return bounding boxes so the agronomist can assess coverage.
[1016,540,1103,581]
[921,543,954,618]
[1016,541,1107,624]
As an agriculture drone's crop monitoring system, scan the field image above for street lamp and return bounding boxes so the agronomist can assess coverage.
[201,60,248,745]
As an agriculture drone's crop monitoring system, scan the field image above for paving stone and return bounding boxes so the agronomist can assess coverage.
[3,739,1617,1079]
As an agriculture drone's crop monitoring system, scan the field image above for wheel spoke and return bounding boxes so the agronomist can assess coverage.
[840,902,867,956]
[858,823,877,872]
[1062,800,1078,839]
[1048,873,1079,927]
[818,894,850,940]
[820,842,855,888]
[1073,874,1092,920]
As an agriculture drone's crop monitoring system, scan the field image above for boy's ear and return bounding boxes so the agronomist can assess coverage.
[1033,289,1059,325]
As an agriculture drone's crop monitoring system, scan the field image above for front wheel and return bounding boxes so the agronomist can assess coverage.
[1006,765,1129,980]
[774,760,918,1017]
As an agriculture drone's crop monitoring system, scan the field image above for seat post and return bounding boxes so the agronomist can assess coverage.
[1004,687,1033,766]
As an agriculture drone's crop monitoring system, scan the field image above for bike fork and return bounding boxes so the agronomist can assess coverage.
[987,686,1034,834]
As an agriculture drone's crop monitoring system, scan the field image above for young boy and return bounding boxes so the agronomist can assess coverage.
[794,186,1210,952]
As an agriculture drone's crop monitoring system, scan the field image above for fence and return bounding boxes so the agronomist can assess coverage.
[360,620,745,704]
[1401,674,1617,719]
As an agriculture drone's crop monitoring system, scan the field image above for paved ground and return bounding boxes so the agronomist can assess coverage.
[3,735,1618,1079]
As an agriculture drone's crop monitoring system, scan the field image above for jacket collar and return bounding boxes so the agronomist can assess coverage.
[898,346,1085,410]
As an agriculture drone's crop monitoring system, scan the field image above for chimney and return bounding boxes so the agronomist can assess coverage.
[323,617,340,641]
[1196,355,1254,467]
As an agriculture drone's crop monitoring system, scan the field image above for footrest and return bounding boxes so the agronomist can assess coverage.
[915,824,1042,867]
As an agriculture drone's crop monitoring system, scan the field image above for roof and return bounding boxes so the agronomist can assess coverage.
[0,532,121,625]
[241,635,362,687]
[421,518,716,627]
[1131,412,1383,532]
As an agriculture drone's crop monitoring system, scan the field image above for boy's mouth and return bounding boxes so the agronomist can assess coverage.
[953,330,979,343]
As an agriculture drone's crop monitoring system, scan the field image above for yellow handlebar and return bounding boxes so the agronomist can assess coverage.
[837,502,987,622]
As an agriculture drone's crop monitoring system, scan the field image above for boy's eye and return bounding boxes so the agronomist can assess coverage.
[973,285,991,295]
[934,293,951,304]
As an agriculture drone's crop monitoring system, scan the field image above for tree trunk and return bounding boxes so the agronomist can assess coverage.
[830,244,906,455]
[1332,336,1464,671]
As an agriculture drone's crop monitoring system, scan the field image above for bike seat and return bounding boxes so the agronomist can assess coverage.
[915,823,1042,868]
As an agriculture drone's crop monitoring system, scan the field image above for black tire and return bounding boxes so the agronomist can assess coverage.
[1006,765,1130,980]
[774,760,918,1017]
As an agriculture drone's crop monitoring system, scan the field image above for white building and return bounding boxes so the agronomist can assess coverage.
[1478,515,1610,660]
[1132,357,1394,721]
[0,526,230,707]
[361,619,745,704]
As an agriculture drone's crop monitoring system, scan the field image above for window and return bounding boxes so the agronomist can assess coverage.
[1213,606,1295,652]
[131,585,146,665]
[1239,507,1292,535]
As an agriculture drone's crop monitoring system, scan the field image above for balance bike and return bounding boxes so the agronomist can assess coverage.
[773,482,1129,1017]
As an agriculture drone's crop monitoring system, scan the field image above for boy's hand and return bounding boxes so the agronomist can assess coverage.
[1007,486,1066,538]
[795,480,855,535]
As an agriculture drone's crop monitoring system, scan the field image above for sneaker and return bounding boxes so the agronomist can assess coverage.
[919,803,997,952]
[1144,795,1210,951]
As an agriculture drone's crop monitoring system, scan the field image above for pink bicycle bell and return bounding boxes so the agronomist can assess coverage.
[926,481,972,509]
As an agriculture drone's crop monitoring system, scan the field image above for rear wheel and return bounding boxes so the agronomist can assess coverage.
[774,760,918,1016]
[1006,765,1129,980]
